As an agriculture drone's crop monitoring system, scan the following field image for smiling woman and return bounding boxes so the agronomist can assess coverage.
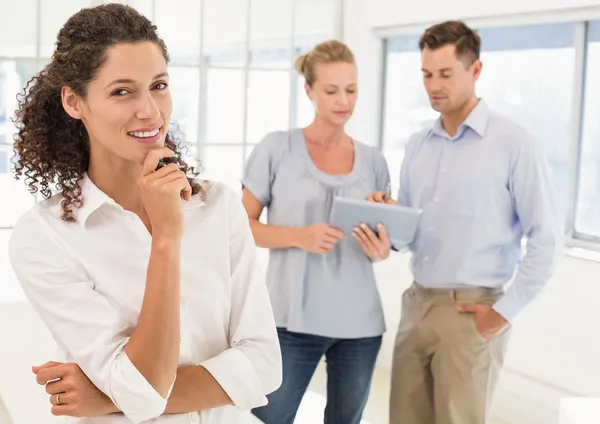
[13,9,203,222]
[8,4,281,424]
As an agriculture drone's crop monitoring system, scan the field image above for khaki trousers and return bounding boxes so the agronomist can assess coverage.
[390,282,511,424]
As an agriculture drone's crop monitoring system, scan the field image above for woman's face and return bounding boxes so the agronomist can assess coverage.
[306,61,358,126]
[63,41,172,166]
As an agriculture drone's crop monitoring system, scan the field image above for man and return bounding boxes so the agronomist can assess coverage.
[371,20,562,424]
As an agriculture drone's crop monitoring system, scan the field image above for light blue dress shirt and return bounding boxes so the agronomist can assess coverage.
[398,99,562,322]
[242,128,390,339]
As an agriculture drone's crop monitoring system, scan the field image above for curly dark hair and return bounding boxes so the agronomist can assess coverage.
[12,3,206,222]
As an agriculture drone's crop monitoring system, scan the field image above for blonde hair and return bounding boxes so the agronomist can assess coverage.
[295,39,355,87]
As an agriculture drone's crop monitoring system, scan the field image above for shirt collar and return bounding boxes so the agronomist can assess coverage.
[430,98,490,139]
[76,173,205,227]
[76,173,115,226]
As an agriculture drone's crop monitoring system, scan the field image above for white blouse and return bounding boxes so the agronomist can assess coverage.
[8,175,281,424]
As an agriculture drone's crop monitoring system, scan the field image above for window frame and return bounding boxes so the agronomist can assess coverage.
[0,0,342,229]
[376,7,600,252]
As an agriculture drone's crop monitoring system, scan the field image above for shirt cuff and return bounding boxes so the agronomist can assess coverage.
[200,348,269,410]
[108,350,171,423]
[492,294,523,323]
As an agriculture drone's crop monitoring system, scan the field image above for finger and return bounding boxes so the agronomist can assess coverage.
[141,147,175,176]
[49,391,67,406]
[359,224,388,259]
[148,162,181,179]
[181,178,192,201]
[33,361,63,374]
[166,175,193,199]
[457,304,484,313]
[51,405,75,417]
[353,225,375,246]
[371,192,386,203]
[376,223,390,245]
[322,233,342,244]
[358,223,379,244]
[158,169,187,185]
[37,364,67,385]
[46,379,69,395]
[325,226,345,239]
[319,240,337,251]
[352,226,369,243]
[352,228,374,254]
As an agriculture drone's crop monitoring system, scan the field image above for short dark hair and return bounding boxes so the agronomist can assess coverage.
[419,20,481,65]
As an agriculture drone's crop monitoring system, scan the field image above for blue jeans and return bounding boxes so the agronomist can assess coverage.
[252,328,382,424]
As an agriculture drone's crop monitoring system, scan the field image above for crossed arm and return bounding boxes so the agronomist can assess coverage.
[35,361,232,418]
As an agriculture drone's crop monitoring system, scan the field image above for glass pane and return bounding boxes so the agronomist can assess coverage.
[0,61,39,228]
[250,0,292,69]
[204,0,247,67]
[246,144,256,160]
[382,24,575,220]
[477,22,575,228]
[169,67,199,143]
[295,0,334,47]
[155,0,201,66]
[246,70,290,144]
[294,75,313,128]
[0,61,39,144]
[381,38,436,195]
[40,0,93,58]
[204,69,245,143]
[0,145,36,228]
[200,145,244,192]
[0,0,37,57]
[575,21,600,237]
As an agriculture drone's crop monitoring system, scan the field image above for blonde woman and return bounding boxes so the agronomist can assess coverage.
[242,40,391,424]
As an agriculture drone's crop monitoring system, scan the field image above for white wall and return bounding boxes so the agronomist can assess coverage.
[365,0,600,29]
[343,0,600,422]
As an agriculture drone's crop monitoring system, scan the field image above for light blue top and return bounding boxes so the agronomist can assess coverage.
[399,99,562,322]
[242,128,390,338]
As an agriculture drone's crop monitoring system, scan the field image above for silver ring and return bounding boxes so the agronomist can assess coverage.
[56,393,64,406]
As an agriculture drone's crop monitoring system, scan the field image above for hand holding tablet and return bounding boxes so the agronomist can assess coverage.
[328,196,422,245]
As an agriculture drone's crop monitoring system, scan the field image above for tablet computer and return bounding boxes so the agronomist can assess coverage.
[329,196,422,245]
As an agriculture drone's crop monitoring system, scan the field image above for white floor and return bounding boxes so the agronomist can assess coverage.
[303,361,388,424]
[297,362,506,424]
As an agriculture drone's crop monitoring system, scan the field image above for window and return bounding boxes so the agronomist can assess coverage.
[0,0,338,230]
[0,60,39,229]
[0,0,337,303]
[0,0,38,57]
[168,67,200,143]
[40,0,93,58]
[381,35,436,196]
[197,0,336,190]
[204,68,246,144]
[476,23,576,228]
[250,0,293,69]
[202,146,245,192]
[382,22,594,243]
[246,70,291,144]
[155,0,202,66]
[575,21,600,238]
